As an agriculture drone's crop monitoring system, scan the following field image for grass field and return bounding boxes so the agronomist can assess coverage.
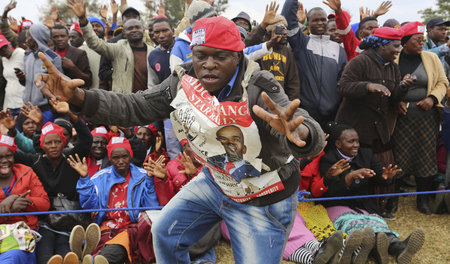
[214,194,450,264]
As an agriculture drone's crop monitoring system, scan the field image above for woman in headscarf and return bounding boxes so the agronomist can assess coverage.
[335,27,415,218]
[392,22,448,214]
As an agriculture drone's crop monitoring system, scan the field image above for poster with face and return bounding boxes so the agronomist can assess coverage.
[170,75,285,203]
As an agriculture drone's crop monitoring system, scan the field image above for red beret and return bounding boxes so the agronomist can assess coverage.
[372,27,402,40]
[191,16,245,52]
[106,137,133,160]
[91,126,111,142]
[40,122,66,149]
[400,21,425,37]
[0,135,17,154]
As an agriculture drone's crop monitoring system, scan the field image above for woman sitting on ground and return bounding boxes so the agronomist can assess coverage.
[0,135,50,264]
[70,137,160,264]
[318,123,425,264]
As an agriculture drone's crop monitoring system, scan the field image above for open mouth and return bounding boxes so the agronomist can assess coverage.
[202,74,219,84]
[0,165,11,174]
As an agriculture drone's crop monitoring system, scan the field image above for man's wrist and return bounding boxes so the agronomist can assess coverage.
[69,88,86,107]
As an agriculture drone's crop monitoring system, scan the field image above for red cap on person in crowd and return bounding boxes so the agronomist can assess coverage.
[91,126,111,142]
[70,22,82,35]
[372,27,403,40]
[106,137,133,160]
[134,124,158,138]
[40,122,66,149]
[0,135,17,154]
[400,21,425,37]
[0,35,11,48]
[190,16,245,52]
[18,19,33,34]
[153,14,168,19]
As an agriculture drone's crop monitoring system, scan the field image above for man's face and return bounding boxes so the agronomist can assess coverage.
[0,44,13,58]
[69,31,84,47]
[153,21,174,49]
[110,148,131,176]
[234,18,251,32]
[192,45,241,93]
[123,20,144,42]
[91,22,105,38]
[91,136,107,160]
[327,21,342,44]
[148,21,157,44]
[428,24,448,43]
[359,20,378,39]
[52,28,69,51]
[216,126,246,162]
[25,30,38,51]
[308,10,327,35]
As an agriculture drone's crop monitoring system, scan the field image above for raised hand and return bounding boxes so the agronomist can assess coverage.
[359,6,374,20]
[382,164,401,180]
[261,1,279,29]
[111,0,119,16]
[8,16,18,32]
[51,5,60,22]
[157,1,166,15]
[155,131,163,153]
[0,110,17,130]
[374,1,392,17]
[3,0,17,15]
[322,0,341,13]
[99,4,108,20]
[144,158,167,180]
[35,52,85,103]
[67,153,89,178]
[296,1,307,24]
[49,99,70,114]
[252,92,308,147]
[326,158,351,178]
[178,152,198,175]
[67,0,87,19]
[20,102,43,125]
[44,14,55,29]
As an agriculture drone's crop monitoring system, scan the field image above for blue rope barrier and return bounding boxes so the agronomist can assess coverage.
[0,190,449,217]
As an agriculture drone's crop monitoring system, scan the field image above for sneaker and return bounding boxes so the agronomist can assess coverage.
[352,227,375,264]
[339,229,363,264]
[313,230,343,264]
[69,225,85,260]
[396,229,425,264]
[47,254,63,264]
[63,252,79,264]
[94,255,109,264]
[374,232,389,264]
[82,254,93,264]
[83,223,101,258]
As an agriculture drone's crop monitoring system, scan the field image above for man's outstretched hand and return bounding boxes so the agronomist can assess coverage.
[35,52,85,106]
[252,92,308,148]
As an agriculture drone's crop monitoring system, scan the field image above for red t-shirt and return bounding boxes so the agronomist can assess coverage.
[102,172,132,229]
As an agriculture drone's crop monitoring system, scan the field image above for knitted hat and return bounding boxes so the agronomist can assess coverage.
[191,16,245,52]
[69,22,82,35]
[0,135,17,154]
[400,21,425,37]
[188,0,217,26]
[91,126,111,142]
[40,122,66,149]
[107,137,133,160]
[232,11,252,31]
[265,14,288,33]
[134,124,158,138]
[88,16,105,30]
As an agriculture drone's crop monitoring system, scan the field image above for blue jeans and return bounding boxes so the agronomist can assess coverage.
[152,169,297,264]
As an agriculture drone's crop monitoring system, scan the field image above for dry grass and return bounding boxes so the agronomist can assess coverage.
[215,194,450,264]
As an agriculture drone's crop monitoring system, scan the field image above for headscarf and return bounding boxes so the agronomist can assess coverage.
[0,135,17,154]
[106,137,133,160]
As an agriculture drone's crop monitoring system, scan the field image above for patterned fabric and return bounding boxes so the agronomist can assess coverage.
[361,35,396,49]
[298,202,347,241]
[102,173,132,230]
[333,212,398,237]
[392,108,439,177]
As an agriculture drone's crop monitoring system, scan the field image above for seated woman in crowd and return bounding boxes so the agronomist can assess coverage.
[13,118,92,264]
[70,137,160,264]
[319,123,425,264]
[87,126,146,177]
[392,22,448,215]
[135,124,168,163]
[0,135,50,264]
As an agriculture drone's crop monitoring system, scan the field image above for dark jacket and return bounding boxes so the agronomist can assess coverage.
[336,49,405,148]
[75,58,325,206]
[63,46,92,88]
[319,147,388,213]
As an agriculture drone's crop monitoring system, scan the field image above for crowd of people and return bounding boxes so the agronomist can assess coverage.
[0,0,448,263]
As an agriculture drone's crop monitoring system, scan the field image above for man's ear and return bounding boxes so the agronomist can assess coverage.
[243,145,247,155]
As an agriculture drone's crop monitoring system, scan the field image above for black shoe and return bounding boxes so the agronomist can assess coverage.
[416,195,432,215]
[396,229,425,264]
[313,231,343,264]
[374,232,389,264]
[386,197,398,213]
[352,227,375,264]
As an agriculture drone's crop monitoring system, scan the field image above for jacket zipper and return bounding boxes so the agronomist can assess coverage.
[130,177,145,219]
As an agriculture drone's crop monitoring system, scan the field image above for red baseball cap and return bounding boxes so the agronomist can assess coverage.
[0,35,11,49]
[190,16,245,52]
[372,27,402,40]
[400,21,425,37]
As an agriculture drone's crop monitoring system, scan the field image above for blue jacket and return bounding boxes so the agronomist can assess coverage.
[76,163,160,225]
[282,0,347,118]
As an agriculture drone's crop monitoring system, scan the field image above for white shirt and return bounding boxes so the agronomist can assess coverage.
[2,48,25,109]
